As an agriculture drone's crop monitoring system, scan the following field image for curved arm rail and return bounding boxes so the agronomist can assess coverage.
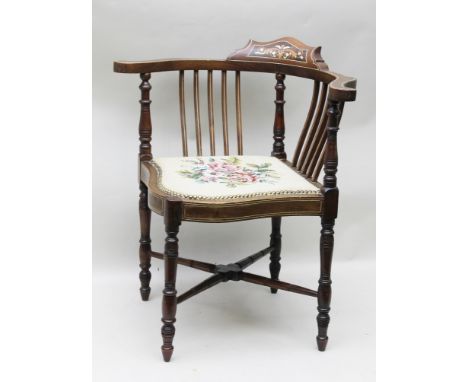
[113,59,356,102]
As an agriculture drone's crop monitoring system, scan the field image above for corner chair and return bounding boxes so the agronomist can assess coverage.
[113,37,357,362]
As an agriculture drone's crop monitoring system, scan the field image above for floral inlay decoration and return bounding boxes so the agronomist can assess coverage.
[249,42,307,62]
[177,157,280,188]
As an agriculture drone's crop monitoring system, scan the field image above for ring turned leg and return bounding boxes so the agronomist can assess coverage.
[316,217,335,351]
[139,182,152,301]
[269,216,282,293]
[161,198,182,362]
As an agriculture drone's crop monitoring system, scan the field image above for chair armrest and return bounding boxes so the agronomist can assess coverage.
[328,72,357,102]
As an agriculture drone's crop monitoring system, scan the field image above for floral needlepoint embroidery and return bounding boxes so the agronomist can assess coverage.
[177,157,280,188]
[150,155,321,200]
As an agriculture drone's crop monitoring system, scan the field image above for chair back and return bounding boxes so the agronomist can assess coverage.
[114,37,356,182]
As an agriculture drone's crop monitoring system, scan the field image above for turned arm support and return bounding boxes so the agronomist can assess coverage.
[138,73,153,162]
[271,73,286,159]
[321,99,342,219]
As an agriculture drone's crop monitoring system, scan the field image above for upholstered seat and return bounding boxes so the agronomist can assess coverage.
[140,155,324,222]
[150,155,320,199]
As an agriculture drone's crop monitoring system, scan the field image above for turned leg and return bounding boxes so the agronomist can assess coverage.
[139,182,152,301]
[316,217,335,351]
[161,198,182,362]
[269,216,282,293]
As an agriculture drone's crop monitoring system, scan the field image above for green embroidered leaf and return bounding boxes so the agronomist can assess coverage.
[246,162,271,169]
[224,156,241,165]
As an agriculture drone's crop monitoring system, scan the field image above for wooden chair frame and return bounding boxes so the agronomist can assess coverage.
[114,37,357,362]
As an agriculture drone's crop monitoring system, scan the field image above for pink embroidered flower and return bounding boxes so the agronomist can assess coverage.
[178,157,279,188]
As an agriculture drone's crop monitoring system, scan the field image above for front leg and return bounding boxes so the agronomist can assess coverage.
[316,217,334,351]
[269,216,282,293]
[139,182,152,301]
[161,198,182,362]
[316,99,341,350]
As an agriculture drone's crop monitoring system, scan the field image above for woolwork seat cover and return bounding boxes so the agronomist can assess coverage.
[149,155,321,200]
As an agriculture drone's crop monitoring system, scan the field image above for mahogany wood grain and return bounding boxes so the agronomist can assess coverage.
[311,145,326,182]
[221,70,229,155]
[235,71,243,155]
[305,109,329,178]
[292,80,320,167]
[193,70,202,156]
[207,70,216,155]
[297,83,328,173]
[178,71,188,156]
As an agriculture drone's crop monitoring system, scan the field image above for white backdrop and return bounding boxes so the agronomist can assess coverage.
[93,0,375,380]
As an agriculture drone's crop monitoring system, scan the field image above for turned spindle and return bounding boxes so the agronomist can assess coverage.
[271,73,286,159]
[316,100,341,351]
[138,73,153,300]
[138,73,152,161]
[269,73,286,293]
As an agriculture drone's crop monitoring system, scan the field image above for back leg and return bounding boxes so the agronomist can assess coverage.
[316,217,334,351]
[139,182,152,301]
[269,216,282,293]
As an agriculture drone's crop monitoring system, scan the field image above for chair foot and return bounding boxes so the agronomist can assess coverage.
[161,322,175,362]
[139,284,151,301]
[316,335,328,351]
[270,288,278,294]
[161,347,174,362]
[316,307,330,351]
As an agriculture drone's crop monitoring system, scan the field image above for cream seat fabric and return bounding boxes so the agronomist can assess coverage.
[148,155,321,200]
